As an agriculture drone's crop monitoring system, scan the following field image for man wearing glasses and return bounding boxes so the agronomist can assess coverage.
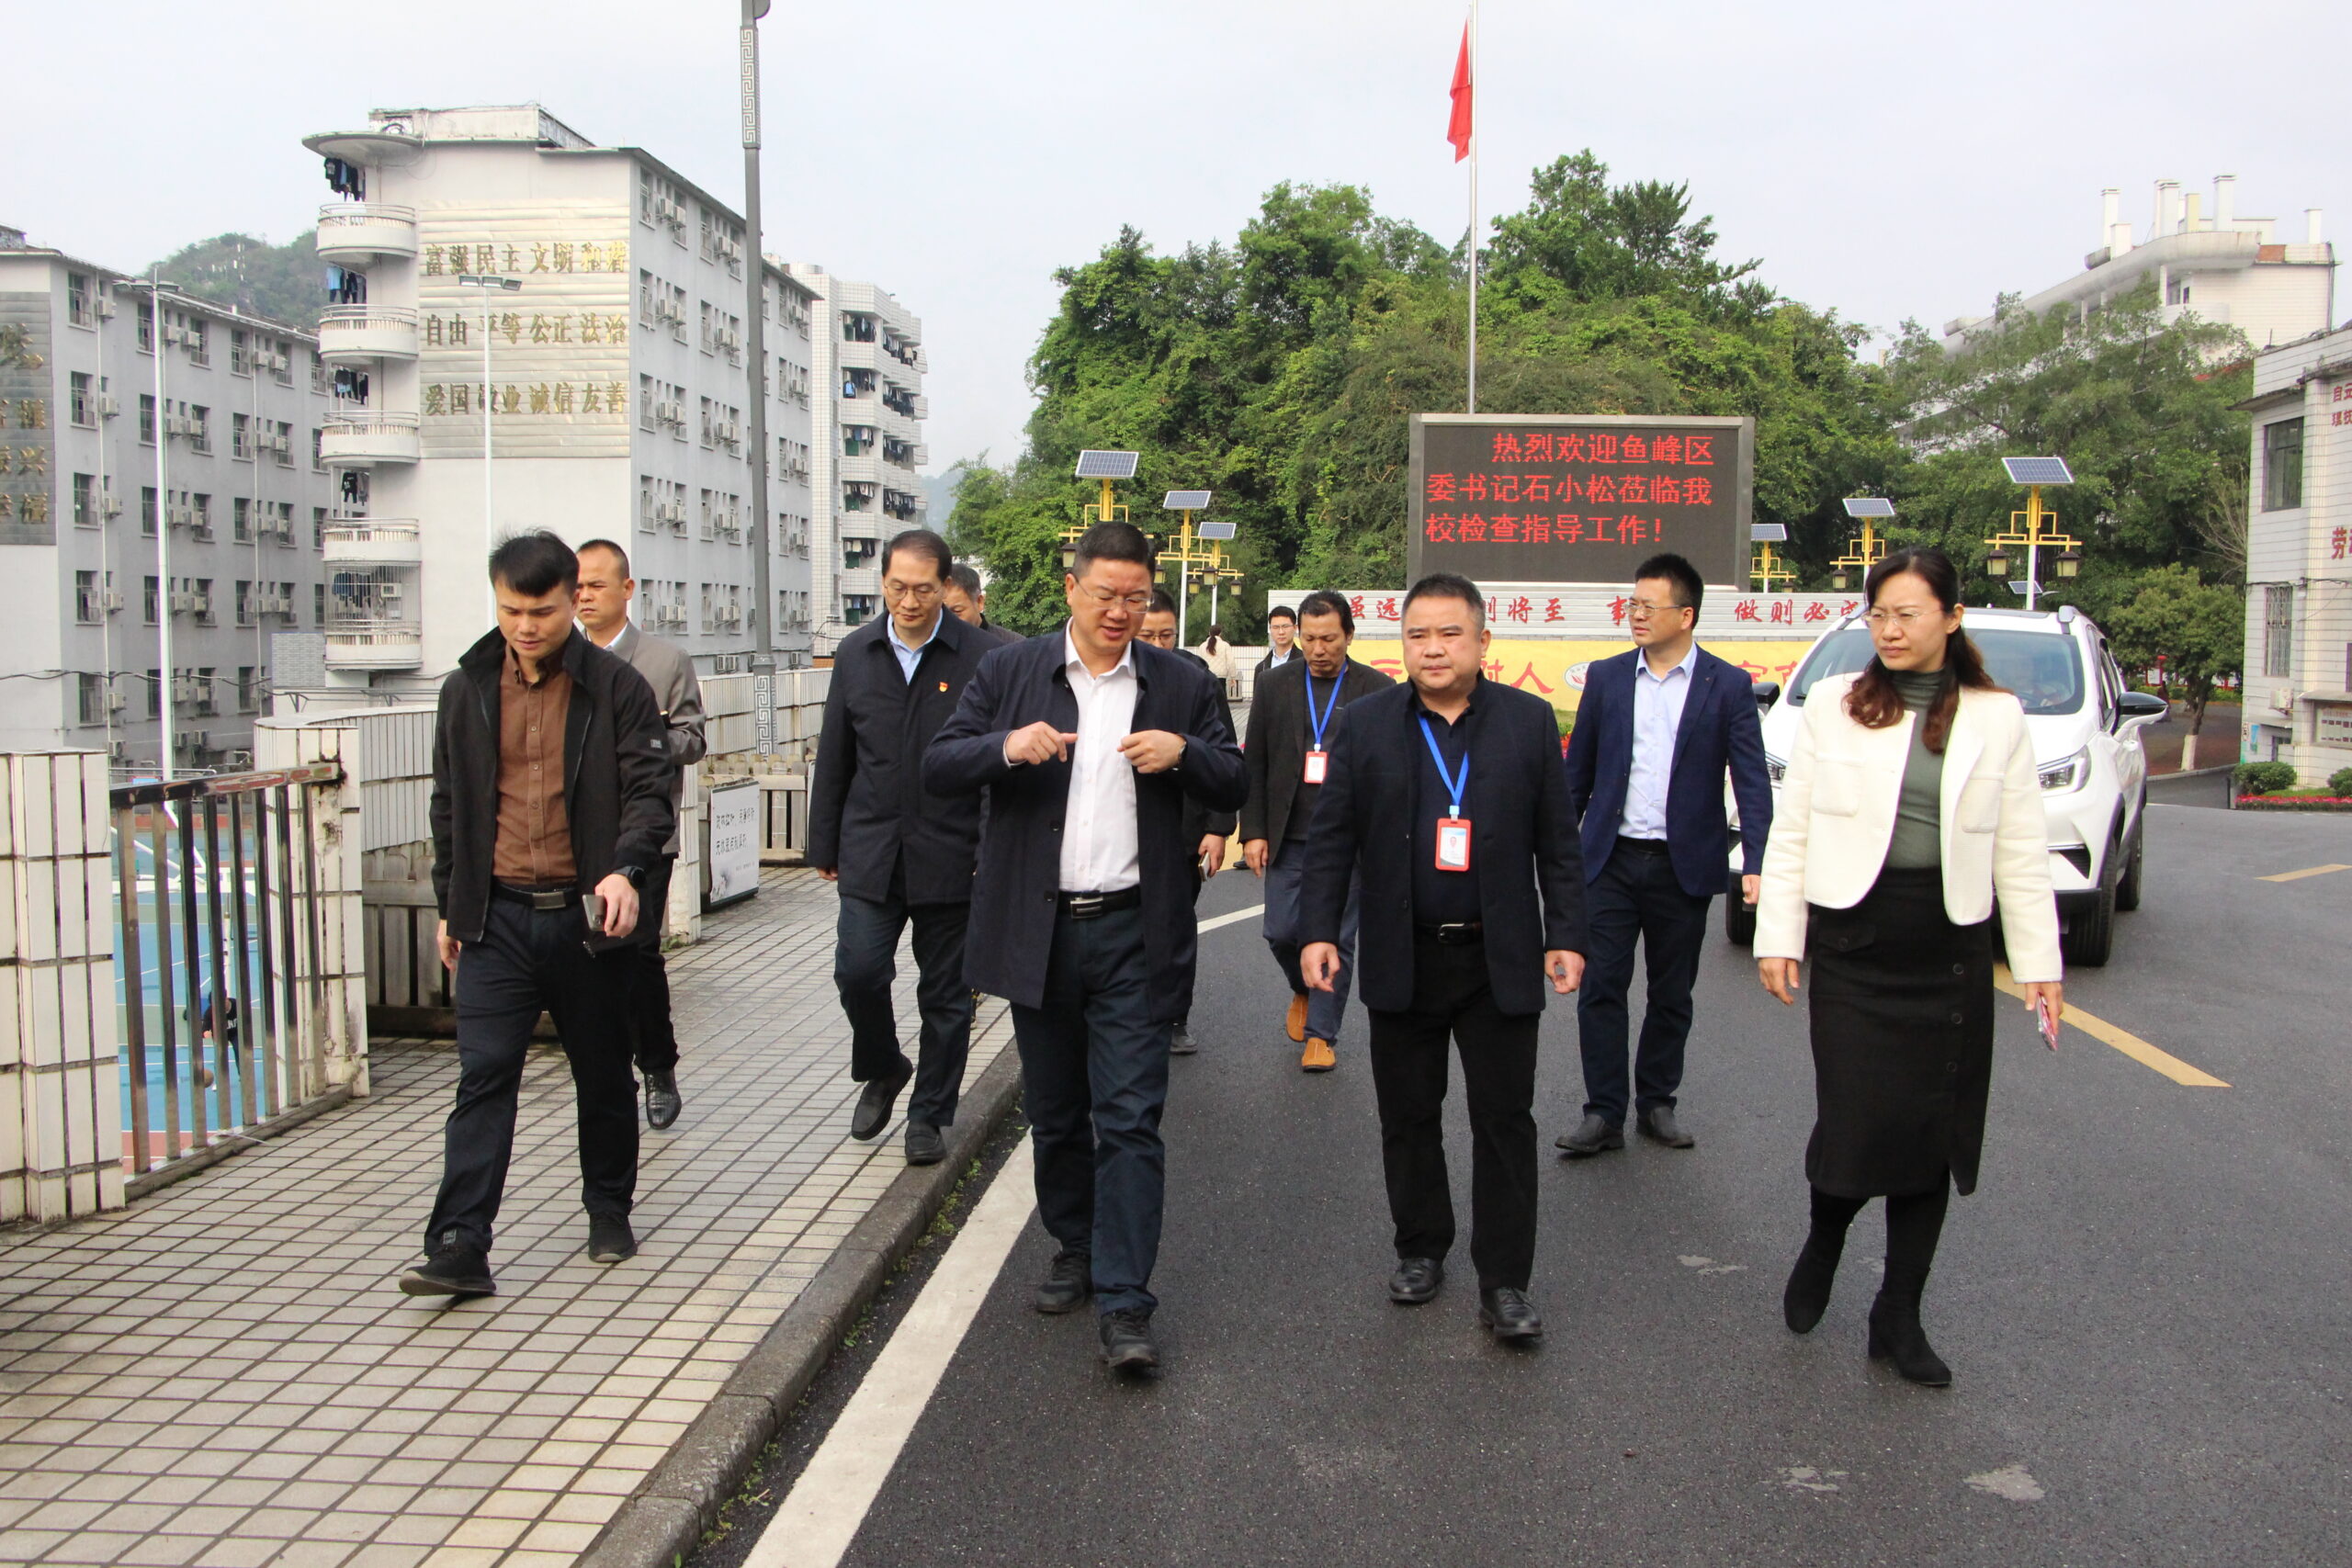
[809,529,992,1168]
[1556,552,1774,1158]
[926,522,1246,1372]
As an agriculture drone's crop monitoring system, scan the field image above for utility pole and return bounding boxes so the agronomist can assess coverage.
[147,270,175,781]
[741,0,778,760]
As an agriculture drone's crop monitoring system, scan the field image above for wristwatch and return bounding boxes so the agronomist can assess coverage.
[614,864,646,888]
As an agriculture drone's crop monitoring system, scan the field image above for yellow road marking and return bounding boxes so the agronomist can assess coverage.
[1993,965,2229,1088]
[2257,863,2352,884]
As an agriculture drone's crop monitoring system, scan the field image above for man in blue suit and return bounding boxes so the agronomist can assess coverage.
[1557,552,1772,1156]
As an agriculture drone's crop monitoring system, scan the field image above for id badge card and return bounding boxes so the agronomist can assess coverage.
[1435,817,1472,872]
[1303,749,1329,784]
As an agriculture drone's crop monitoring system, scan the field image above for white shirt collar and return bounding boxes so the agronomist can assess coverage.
[889,609,944,656]
[1638,641,1699,682]
[1063,626,1135,682]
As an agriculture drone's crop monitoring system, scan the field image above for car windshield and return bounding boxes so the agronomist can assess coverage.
[1787,626,2085,716]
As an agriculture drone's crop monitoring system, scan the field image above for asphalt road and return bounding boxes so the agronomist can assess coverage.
[737,806,2352,1567]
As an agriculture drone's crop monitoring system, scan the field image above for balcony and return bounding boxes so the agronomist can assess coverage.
[322,520,422,565]
[323,620,424,671]
[835,337,879,373]
[321,412,421,466]
[836,452,882,487]
[315,204,420,264]
[318,306,420,364]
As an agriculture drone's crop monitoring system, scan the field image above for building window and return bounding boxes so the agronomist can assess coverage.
[67,274,95,327]
[144,669,161,719]
[74,571,100,624]
[76,673,107,727]
[68,373,94,427]
[194,578,216,625]
[141,487,158,536]
[276,421,295,468]
[235,581,254,626]
[2262,419,2304,512]
[237,667,261,714]
[311,428,324,471]
[232,412,251,460]
[232,498,250,541]
[72,473,97,528]
[230,328,251,377]
[2264,585,2294,679]
[191,493,212,538]
[313,508,327,549]
[187,405,211,454]
[136,301,153,353]
[139,393,156,446]
[639,374,657,432]
[143,576,159,625]
[314,583,326,626]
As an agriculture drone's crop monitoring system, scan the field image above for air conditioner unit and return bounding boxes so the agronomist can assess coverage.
[102,495,122,517]
[96,297,118,320]
[100,590,123,612]
[379,583,404,602]
[268,352,289,372]
[106,690,127,713]
[96,394,119,419]
[165,505,192,528]
[657,400,684,425]
[175,729,209,753]
[719,423,741,446]
[190,593,211,615]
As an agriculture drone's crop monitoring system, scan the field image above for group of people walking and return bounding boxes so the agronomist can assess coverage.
[399,521,2064,1392]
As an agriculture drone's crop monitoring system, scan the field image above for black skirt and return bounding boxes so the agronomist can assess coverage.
[1804,866,1995,1198]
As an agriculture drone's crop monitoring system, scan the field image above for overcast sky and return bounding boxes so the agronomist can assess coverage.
[8,0,2343,473]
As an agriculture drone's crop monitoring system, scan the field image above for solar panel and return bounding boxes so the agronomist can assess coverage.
[1162,490,1213,511]
[1073,449,1140,479]
[2002,457,2074,485]
[1750,524,1789,542]
[1841,497,1895,518]
[1196,521,1238,540]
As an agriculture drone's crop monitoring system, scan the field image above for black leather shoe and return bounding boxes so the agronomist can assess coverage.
[850,1059,913,1141]
[1555,1113,1625,1157]
[587,1213,638,1265]
[1033,1249,1092,1314]
[1478,1286,1544,1342]
[904,1121,945,1167]
[1868,1288,1951,1386]
[643,1070,683,1131]
[1637,1106,1696,1148]
[1169,1021,1198,1055]
[1099,1308,1159,1371]
[400,1230,495,1298]
[1782,1237,1841,1334]
[1389,1257,1443,1304]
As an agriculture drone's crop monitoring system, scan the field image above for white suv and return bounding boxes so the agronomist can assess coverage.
[1723,604,2166,965]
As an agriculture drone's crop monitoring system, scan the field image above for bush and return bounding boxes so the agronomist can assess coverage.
[2235,761,2296,795]
[2330,768,2352,798]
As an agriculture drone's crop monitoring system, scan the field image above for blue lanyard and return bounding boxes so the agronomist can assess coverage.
[1418,715,1469,818]
[1305,671,1341,750]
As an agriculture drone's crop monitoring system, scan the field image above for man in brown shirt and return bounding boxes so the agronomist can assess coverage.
[404,531,674,1300]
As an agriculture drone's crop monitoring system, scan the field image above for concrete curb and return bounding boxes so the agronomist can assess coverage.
[578,1043,1024,1568]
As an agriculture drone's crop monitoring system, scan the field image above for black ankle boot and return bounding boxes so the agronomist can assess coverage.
[1782,1234,1842,1334]
[1866,1273,1951,1387]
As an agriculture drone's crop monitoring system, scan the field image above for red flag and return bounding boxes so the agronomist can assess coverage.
[1446,23,1473,162]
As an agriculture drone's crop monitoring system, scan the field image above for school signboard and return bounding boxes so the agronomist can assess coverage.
[1408,413,1755,588]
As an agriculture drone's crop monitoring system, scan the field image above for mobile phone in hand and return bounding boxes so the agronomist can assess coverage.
[2035,995,2060,1050]
[583,892,606,934]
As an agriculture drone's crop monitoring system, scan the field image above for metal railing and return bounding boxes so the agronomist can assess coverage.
[111,763,345,1192]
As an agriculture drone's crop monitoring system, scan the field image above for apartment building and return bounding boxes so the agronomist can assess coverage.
[1945,177,2335,355]
[785,264,928,649]
[2240,323,2352,781]
[0,225,334,770]
[293,104,821,691]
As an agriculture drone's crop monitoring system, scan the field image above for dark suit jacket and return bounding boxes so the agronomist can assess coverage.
[1300,678,1587,1017]
[1563,644,1774,898]
[923,630,1247,1021]
[971,617,1023,649]
[808,612,991,906]
[1240,656,1393,850]
[1176,649,1238,846]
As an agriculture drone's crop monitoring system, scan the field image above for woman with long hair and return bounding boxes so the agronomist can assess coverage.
[1754,546,2064,1387]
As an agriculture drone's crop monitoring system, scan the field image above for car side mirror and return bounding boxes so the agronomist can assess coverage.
[1751,681,1781,710]
[2116,689,2167,730]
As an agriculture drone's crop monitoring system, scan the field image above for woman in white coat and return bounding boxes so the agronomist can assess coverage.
[1755,547,2064,1387]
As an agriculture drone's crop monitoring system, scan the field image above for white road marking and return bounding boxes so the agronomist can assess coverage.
[1196,903,1265,934]
[1678,1255,1747,1277]
[743,1137,1037,1568]
[1965,1462,2047,1501]
[1777,1464,1847,1495]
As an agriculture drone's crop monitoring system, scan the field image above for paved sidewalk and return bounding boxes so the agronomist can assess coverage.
[0,871,1011,1568]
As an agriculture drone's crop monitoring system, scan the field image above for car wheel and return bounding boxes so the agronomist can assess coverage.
[2115,803,2147,913]
[1723,871,1756,947]
[2062,836,2120,967]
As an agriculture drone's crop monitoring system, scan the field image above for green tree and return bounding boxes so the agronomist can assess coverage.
[2100,563,2245,767]
[146,231,322,330]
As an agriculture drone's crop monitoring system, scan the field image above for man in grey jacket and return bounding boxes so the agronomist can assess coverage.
[577,540,707,1130]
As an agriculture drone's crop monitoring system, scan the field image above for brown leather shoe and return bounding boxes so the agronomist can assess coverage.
[1284,993,1308,1043]
[1301,1037,1336,1073]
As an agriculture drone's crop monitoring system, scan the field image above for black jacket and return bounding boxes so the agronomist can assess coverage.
[431,627,674,953]
[1299,677,1588,1017]
[1240,656,1393,849]
[923,630,1247,1021]
[1177,648,1238,846]
[808,612,990,905]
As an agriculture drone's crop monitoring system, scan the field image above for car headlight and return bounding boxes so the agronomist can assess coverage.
[2037,747,2089,793]
[1765,752,1787,784]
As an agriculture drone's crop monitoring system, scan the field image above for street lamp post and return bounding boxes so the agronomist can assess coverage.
[740,0,779,758]
[1830,496,1894,592]
[1062,450,1138,571]
[453,275,520,537]
[1749,523,1795,592]
[133,270,180,778]
[1984,457,2081,609]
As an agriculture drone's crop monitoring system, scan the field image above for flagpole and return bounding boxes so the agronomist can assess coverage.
[1465,0,1479,415]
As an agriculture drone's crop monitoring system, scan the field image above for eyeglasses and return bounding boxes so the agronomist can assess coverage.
[1864,607,1938,627]
[1626,599,1690,620]
[883,581,940,602]
[1079,584,1153,612]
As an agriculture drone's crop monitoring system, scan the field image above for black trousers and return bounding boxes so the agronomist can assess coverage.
[425,895,638,1253]
[1575,837,1710,1124]
[1011,902,1169,1317]
[834,860,973,1128]
[628,855,680,1075]
[1366,934,1541,1292]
